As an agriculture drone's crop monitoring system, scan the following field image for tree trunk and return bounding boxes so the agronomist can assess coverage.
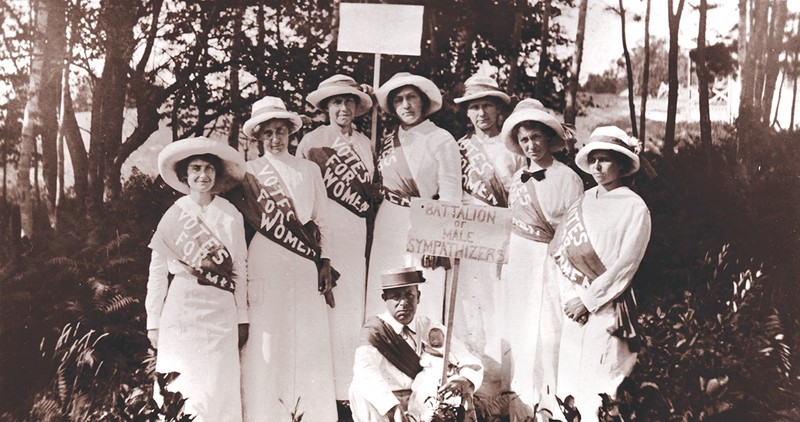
[664,0,686,161]
[761,0,787,123]
[618,0,638,137]
[739,0,752,117]
[772,69,785,127]
[696,0,712,157]
[507,0,523,95]
[329,0,340,73]
[639,0,651,143]
[534,0,552,101]
[62,91,88,204]
[229,9,243,149]
[749,0,769,118]
[564,0,588,126]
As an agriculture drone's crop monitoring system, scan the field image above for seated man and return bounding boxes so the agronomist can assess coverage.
[349,267,484,422]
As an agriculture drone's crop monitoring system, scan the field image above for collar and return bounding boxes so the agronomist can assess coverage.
[378,311,416,335]
[399,119,435,137]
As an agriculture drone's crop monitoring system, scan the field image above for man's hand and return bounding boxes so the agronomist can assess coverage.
[389,404,409,422]
[238,323,249,349]
[438,376,474,398]
[564,297,589,323]
[147,329,159,349]
[318,259,333,295]
[421,255,451,270]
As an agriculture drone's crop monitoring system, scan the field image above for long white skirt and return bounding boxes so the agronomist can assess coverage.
[240,234,337,422]
[556,293,638,422]
[154,273,242,422]
[365,200,447,324]
[499,233,563,419]
[325,200,368,400]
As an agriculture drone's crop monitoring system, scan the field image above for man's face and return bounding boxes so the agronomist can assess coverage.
[382,286,420,325]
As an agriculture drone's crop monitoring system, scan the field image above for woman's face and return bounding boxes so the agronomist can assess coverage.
[467,99,500,133]
[392,86,425,127]
[327,94,358,128]
[516,125,552,165]
[186,157,216,194]
[588,150,623,187]
[256,119,291,154]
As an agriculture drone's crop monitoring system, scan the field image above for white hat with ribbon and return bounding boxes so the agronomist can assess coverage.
[576,126,641,176]
[242,96,304,138]
[375,72,443,116]
[454,74,510,105]
[501,99,568,156]
[158,136,246,194]
[306,74,373,116]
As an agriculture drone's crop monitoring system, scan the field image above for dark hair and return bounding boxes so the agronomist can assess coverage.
[387,85,431,118]
[588,149,634,176]
[320,94,360,112]
[463,97,507,136]
[254,118,297,136]
[175,153,224,184]
[511,120,558,145]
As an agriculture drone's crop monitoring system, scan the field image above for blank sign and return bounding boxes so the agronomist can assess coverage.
[338,3,424,56]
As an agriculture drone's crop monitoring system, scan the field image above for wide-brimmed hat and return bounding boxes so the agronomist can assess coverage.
[158,136,246,195]
[306,74,373,117]
[242,96,304,138]
[375,72,442,117]
[576,126,641,177]
[454,74,510,105]
[501,99,567,156]
[381,266,426,290]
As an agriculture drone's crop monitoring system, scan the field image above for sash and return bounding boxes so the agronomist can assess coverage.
[457,135,509,207]
[361,316,423,380]
[509,177,555,243]
[376,130,420,207]
[306,134,373,218]
[149,202,235,293]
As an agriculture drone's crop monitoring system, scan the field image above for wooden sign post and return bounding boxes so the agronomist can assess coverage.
[408,199,512,384]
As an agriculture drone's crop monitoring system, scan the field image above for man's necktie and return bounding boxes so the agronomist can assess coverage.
[401,325,417,349]
[521,169,546,182]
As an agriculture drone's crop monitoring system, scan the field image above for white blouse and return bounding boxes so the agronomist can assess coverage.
[509,160,584,225]
[397,120,462,203]
[297,124,375,178]
[460,133,526,205]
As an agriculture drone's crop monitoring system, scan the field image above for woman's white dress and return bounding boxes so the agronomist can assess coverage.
[146,196,248,422]
[366,120,462,324]
[500,160,583,419]
[297,124,375,400]
[239,153,338,422]
[554,186,651,422]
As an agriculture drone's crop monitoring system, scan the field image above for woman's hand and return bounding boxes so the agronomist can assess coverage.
[318,259,333,294]
[238,323,249,349]
[438,376,474,398]
[147,329,159,349]
[563,297,589,323]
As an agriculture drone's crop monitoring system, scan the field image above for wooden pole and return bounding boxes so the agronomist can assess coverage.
[371,53,382,152]
[440,257,461,384]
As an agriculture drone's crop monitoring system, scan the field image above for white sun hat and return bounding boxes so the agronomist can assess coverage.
[454,74,511,105]
[501,98,567,156]
[158,136,246,195]
[306,74,373,117]
[242,96,304,138]
[575,126,641,177]
[375,72,443,116]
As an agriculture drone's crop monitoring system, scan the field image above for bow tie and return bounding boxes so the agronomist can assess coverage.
[521,169,546,182]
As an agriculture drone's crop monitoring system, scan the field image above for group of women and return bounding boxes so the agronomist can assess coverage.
[145,70,651,422]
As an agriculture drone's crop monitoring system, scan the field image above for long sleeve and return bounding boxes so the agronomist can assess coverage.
[309,162,332,260]
[435,138,463,203]
[352,345,402,416]
[145,249,169,330]
[232,211,249,324]
[447,335,484,390]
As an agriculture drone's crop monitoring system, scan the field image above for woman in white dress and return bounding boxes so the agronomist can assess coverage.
[146,136,248,422]
[236,96,337,421]
[297,74,375,401]
[551,126,651,422]
[451,74,524,394]
[498,99,584,420]
[365,72,462,324]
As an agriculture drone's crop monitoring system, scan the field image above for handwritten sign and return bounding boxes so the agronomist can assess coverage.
[337,3,424,56]
[407,199,512,264]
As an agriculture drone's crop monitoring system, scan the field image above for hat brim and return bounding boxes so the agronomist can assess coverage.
[501,110,567,156]
[242,111,304,138]
[158,138,246,195]
[575,143,641,177]
[376,75,442,117]
[306,86,373,117]
[454,91,511,105]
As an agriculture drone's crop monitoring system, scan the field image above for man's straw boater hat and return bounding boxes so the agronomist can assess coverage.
[576,126,641,177]
[306,74,373,117]
[454,74,511,105]
[375,72,443,117]
[381,267,426,290]
[501,98,568,156]
[242,96,304,138]
[158,136,246,195]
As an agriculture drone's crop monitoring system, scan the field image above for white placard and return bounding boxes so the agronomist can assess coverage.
[338,3,424,56]
[407,199,512,264]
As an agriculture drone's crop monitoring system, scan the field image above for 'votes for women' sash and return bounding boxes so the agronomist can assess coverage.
[306,135,373,218]
[361,316,423,380]
[149,202,236,293]
[376,131,420,207]
[457,136,509,208]
[549,198,640,348]
[509,178,555,243]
